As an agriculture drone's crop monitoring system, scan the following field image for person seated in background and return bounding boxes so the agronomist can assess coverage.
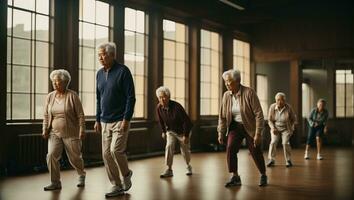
[304,98,329,160]
[156,86,193,178]
[266,92,297,168]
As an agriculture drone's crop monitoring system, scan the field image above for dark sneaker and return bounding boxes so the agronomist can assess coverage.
[286,160,293,168]
[77,175,85,187]
[105,185,124,198]
[123,170,133,191]
[266,160,275,167]
[225,175,242,187]
[259,175,268,187]
[186,165,193,176]
[44,182,62,191]
[160,169,173,178]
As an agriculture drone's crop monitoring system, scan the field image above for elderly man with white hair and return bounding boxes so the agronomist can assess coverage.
[266,92,297,168]
[94,42,136,197]
[156,86,193,178]
[42,69,86,191]
[218,69,267,187]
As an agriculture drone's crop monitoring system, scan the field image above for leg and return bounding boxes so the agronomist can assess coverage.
[63,137,86,177]
[226,130,244,175]
[101,122,122,186]
[47,134,64,184]
[111,121,130,177]
[245,134,266,175]
[268,132,280,161]
[177,133,191,166]
[281,131,292,164]
[305,127,316,159]
[165,132,177,169]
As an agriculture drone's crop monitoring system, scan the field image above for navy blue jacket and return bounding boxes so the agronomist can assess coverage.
[96,61,136,122]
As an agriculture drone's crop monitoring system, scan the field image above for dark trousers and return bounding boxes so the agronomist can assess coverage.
[226,121,266,175]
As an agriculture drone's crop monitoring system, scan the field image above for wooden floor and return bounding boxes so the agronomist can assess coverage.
[0,148,352,200]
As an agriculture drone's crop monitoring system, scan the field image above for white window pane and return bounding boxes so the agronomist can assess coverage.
[6,94,11,120]
[13,9,32,39]
[14,0,35,11]
[135,55,145,76]
[211,51,218,67]
[36,41,49,67]
[82,47,95,70]
[7,37,11,63]
[200,99,210,115]
[125,31,135,54]
[82,70,95,92]
[35,14,49,41]
[176,43,185,61]
[211,99,219,115]
[35,67,48,93]
[136,10,145,33]
[164,78,175,97]
[201,29,210,48]
[201,66,211,83]
[35,94,46,119]
[81,92,95,116]
[124,54,135,72]
[163,20,176,40]
[211,32,219,51]
[81,22,95,47]
[12,65,30,93]
[12,38,31,65]
[164,40,175,59]
[12,94,30,119]
[82,0,95,23]
[176,23,185,43]
[175,61,185,79]
[135,76,144,95]
[36,0,49,15]
[136,33,144,55]
[201,48,210,65]
[244,42,250,58]
[163,60,175,77]
[134,95,144,118]
[125,8,136,31]
[7,65,11,92]
[96,1,109,26]
[175,78,185,99]
[96,25,109,45]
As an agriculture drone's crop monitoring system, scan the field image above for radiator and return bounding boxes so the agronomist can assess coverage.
[17,134,47,168]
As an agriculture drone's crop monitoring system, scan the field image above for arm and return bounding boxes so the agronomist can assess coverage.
[217,93,227,138]
[267,105,275,131]
[42,94,51,138]
[156,107,167,134]
[307,109,315,127]
[250,91,264,136]
[122,69,136,121]
[176,103,193,137]
[96,72,102,123]
[73,92,86,138]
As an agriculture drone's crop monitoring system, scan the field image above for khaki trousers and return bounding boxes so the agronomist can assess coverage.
[268,130,292,162]
[47,134,86,183]
[101,121,130,186]
[165,131,191,168]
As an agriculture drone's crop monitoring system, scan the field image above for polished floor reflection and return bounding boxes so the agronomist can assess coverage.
[0,148,352,200]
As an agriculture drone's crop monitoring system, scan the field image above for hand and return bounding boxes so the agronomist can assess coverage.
[218,135,224,145]
[79,132,85,140]
[324,126,328,134]
[161,132,166,139]
[42,131,49,139]
[119,120,129,132]
[313,122,318,127]
[94,121,102,134]
[254,134,261,147]
[272,129,279,135]
[183,136,189,144]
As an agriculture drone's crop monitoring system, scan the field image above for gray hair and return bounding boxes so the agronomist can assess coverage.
[97,42,116,56]
[275,92,286,100]
[317,98,326,104]
[156,86,171,98]
[49,69,71,89]
[222,69,241,82]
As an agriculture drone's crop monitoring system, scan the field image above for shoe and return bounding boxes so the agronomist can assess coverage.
[105,185,124,198]
[266,160,275,167]
[304,151,310,160]
[77,175,85,187]
[186,165,193,176]
[286,160,293,168]
[259,175,268,187]
[44,182,62,191]
[123,170,133,191]
[317,154,323,160]
[160,169,173,178]
[225,175,242,187]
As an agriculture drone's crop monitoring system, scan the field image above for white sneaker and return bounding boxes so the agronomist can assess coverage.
[304,151,310,160]
[123,170,133,191]
[160,169,173,178]
[317,154,323,160]
[77,175,85,187]
[186,165,193,176]
[105,185,124,198]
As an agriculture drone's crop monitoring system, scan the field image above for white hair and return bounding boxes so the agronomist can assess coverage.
[97,42,116,56]
[222,69,241,82]
[50,69,71,89]
[275,92,286,100]
[317,98,326,104]
[156,86,171,98]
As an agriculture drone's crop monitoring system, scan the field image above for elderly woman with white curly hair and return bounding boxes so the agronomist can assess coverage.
[156,86,193,178]
[42,69,86,191]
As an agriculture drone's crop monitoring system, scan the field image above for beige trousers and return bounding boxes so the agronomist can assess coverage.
[268,130,292,162]
[101,121,130,186]
[165,131,191,168]
[47,134,86,183]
